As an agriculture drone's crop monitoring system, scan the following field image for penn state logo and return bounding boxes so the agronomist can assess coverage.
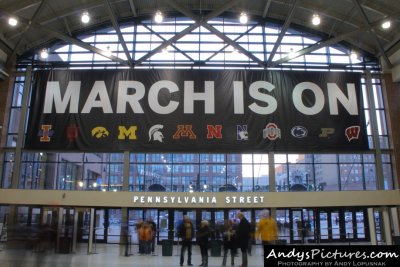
[149,124,164,142]
[91,126,110,138]
[291,126,308,138]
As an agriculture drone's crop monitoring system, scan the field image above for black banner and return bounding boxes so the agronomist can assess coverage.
[25,69,368,152]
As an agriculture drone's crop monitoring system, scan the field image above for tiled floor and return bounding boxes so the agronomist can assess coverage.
[0,243,265,267]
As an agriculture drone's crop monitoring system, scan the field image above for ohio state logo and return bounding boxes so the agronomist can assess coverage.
[263,123,281,140]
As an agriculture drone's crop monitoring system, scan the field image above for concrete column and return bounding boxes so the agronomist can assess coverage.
[390,207,399,236]
[87,208,95,254]
[382,207,393,245]
[367,208,377,245]
[72,210,79,252]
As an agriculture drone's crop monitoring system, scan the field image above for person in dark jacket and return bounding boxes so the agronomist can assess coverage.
[178,215,194,266]
[236,212,251,267]
[222,219,236,266]
[196,220,212,267]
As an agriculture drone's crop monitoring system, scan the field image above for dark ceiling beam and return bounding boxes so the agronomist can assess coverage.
[104,0,133,66]
[352,0,393,68]
[262,0,272,18]
[163,0,265,67]
[204,23,260,63]
[0,6,129,65]
[128,0,137,17]
[141,24,195,62]
[135,0,241,66]
[267,0,299,65]
[6,0,47,65]
[269,11,400,68]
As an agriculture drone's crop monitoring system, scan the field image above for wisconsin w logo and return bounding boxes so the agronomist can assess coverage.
[345,126,360,141]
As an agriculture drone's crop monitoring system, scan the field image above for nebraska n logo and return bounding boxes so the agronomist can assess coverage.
[345,126,360,141]
[173,125,197,139]
[207,125,222,139]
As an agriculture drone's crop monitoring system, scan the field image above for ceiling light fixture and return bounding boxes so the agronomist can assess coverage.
[312,14,321,26]
[239,12,248,24]
[381,20,391,29]
[81,11,90,24]
[103,46,112,57]
[40,49,49,59]
[350,50,358,61]
[154,11,163,23]
[8,17,18,26]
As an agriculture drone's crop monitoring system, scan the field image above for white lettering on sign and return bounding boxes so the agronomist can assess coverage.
[133,195,265,205]
[43,80,358,116]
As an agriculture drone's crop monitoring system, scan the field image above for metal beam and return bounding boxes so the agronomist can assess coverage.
[270,11,400,68]
[135,0,241,66]
[6,0,47,65]
[35,24,129,65]
[352,0,392,68]
[0,7,129,66]
[201,23,266,67]
[262,0,272,18]
[141,24,195,62]
[128,0,137,17]
[134,23,200,66]
[267,0,299,65]
[164,0,265,67]
[104,0,133,66]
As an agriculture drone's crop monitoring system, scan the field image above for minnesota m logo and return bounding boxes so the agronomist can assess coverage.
[118,126,137,140]
[173,125,197,139]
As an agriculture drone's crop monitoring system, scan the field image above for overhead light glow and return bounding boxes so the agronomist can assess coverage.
[239,12,248,24]
[40,49,49,59]
[103,46,112,57]
[154,11,163,23]
[381,21,391,29]
[8,17,18,26]
[350,51,358,61]
[312,14,321,26]
[81,11,90,24]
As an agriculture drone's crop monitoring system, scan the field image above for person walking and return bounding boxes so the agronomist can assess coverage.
[196,220,212,267]
[236,212,251,267]
[256,210,279,246]
[221,219,236,266]
[178,215,194,266]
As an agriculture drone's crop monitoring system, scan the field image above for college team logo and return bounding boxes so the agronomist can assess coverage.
[263,123,281,140]
[345,126,360,141]
[291,126,308,138]
[91,126,110,138]
[149,124,164,143]
[39,125,53,142]
[319,128,335,138]
[237,125,248,140]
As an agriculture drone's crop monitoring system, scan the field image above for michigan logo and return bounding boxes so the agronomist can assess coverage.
[91,127,110,139]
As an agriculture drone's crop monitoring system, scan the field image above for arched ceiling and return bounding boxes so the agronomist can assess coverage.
[0,0,399,69]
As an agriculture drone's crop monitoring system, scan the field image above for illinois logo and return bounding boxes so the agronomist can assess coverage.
[345,126,360,141]
[263,123,281,140]
[39,125,53,142]
[149,124,164,142]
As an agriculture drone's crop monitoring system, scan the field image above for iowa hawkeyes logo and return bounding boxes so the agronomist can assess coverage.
[91,127,110,138]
